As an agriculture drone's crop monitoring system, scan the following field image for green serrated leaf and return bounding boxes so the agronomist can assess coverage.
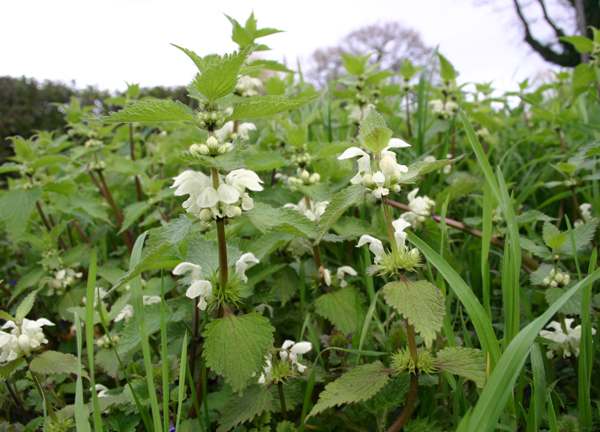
[435,347,486,387]
[307,361,390,418]
[105,98,195,123]
[438,53,457,81]
[316,184,365,242]
[203,313,274,392]
[542,222,566,251]
[29,350,81,376]
[192,50,248,101]
[217,385,274,432]
[0,188,41,241]
[358,109,392,153]
[247,202,318,238]
[0,358,26,379]
[558,218,598,255]
[315,287,366,334]
[383,280,445,347]
[231,94,318,120]
[15,290,37,321]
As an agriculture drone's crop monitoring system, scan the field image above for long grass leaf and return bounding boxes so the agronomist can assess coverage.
[85,249,103,431]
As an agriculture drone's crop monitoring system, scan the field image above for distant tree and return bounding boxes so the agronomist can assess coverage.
[307,22,433,86]
[500,0,599,67]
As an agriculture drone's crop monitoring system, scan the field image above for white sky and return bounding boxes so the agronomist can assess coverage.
[1,0,562,92]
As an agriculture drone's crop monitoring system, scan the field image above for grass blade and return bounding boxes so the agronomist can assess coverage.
[74,313,91,432]
[465,267,600,432]
[175,331,188,432]
[160,272,170,432]
[85,249,103,431]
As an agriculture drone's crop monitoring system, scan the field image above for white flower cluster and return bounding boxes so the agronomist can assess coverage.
[236,75,263,97]
[47,268,83,295]
[539,318,596,359]
[112,296,161,324]
[542,268,570,288]
[280,168,321,189]
[215,121,256,143]
[190,123,257,157]
[357,218,417,263]
[96,334,119,349]
[171,169,263,221]
[284,198,329,222]
[321,266,358,288]
[401,188,435,228]
[173,253,259,311]
[580,203,593,222]
[429,99,458,119]
[0,318,54,363]
[338,138,411,200]
[258,340,312,385]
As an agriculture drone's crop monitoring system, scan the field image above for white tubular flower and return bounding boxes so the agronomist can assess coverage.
[0,318,54,363]
[114,304,134,323]
[430,100,458,119]
[238,122,257,140]
[423,155,436,163]
[173,262,213,310]
[338,147,372,185]
[236,75,263,97]
[172,169,263,220]
[401,188,435,227]
[336,266,357,288]
[371,171,389,199]
[392,217,411,248]
[95,384,110,398]
[284,199,329,222]
[385,138,411,150]
[235,252,260,283]
[540,318,596,358]
[321,268,332,286]
[258,354,273,385]
[580,203,593,222]
[226,169,264,192]
[143,295,161,306]
[279,340,312,373]
[357,235,385,263]
[214,121,235,142]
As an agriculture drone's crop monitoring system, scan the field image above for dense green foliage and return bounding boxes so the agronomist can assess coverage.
[1,14,600,432]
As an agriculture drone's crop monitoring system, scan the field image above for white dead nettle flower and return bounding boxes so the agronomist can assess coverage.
[357,218,418,263]
[236,75,263,97]
[235,253,260,283]
[0,318,54,363]
[96,334,119,349]
[279,340,312,373]
[337,138,410,200]
[286,168,321,188]
[401,188,435,227]
[443,153,453,174]
[143,295,161,305]
[95,384,110,398]
[476,127,491,141]
[336,266,358,288]
[171,168,263,221]
[215,121,257,142]
[429,99,459,119]
[580,203,593,222]
[189,135,233,156]
[542,268,570,288]
[348,105,368,123]
[423,155,436,163]
[48,267,83,295]
[257,353,273,385]
[284,198,329,222]
[114,304,134,323]
[321,268,332,286]
[539,318,596,359]
[173,262,212,311]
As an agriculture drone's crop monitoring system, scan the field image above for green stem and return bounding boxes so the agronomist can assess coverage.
[29,368,56,421]
[277,381,287,419]
[211,168,229,308]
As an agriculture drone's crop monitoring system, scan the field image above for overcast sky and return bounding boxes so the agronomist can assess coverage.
[2,0,563,92]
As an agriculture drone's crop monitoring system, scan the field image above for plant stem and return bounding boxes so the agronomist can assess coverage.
[382,201,397,253]
[386,374,418,432]
[405,94,413,138]
[129,124,144,202]
[29,368,56,420]
[211,168,229,302]
[277,381,287,419]
[35,201,67,250]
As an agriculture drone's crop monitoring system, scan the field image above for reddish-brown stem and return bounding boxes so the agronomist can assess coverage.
[386,374,419,432]
[211,168,229,292]
[383,198,539,271]
[36,201,67,250]
[70,220,91,244]
[91,170,134,251]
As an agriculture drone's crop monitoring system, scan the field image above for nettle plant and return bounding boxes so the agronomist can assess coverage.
[2,12,600,432]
